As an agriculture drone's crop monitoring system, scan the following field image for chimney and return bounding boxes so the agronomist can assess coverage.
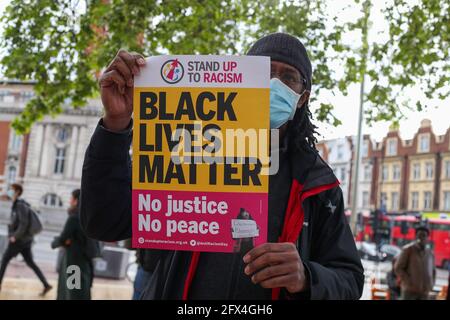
[420,119,432,128]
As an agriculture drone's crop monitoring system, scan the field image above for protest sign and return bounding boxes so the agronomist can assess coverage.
[132,55,270,252]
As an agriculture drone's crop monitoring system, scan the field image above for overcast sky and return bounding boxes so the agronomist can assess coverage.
[0,0,448,142]
[314,0,449,142]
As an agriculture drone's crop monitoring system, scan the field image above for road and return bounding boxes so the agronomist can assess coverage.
[360,259,448,300]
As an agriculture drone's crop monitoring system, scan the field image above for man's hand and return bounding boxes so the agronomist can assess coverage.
[9,236,16,243]
[243,242,308,293]
[99,49,146,132]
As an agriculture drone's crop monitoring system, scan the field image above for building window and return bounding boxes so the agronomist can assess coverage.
[7,166,17,184]
[20,91,34,101]
[445,161,450,179]
[337,145,344,160]
[363,165,372,181]
[424,191,432,210]
[412,163,421,180]
[411,192,419,210]
[54,147,66,174]
[10,132,22,152]
[340,168,346,182]
[443,192,450,211]
[380,192,387,208]
[418,134,430,153]
[362,191,369,207]
[393,164,401,181]
[391,192,399,211]
[425,162,433,179]
[0,90,11,101]
[56,126,70,143]
[42,193,63,208]
[386,138,397,156]
[381,165,389,181]
[362,140,369,157]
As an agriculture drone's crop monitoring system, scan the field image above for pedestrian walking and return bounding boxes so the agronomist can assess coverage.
[132,249,156,300]
[386,256,401,300]
[0,183,52,296]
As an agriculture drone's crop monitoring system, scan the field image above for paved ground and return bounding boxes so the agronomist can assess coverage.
[0,226,135,300]
[0,277,133,300]
[0,225,448,300]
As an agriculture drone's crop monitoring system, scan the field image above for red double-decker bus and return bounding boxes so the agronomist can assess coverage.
[390,215,450,268]
[353,212,450,268]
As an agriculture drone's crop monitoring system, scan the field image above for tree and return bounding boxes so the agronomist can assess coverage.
[340,0,449,125]
[1,0,448,133]
[1,0,256,133]
[246,0,346,126]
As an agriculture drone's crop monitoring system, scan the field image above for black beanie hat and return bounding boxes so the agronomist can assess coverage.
[247,33,312,91]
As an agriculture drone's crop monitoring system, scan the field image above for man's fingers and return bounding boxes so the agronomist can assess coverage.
[244,242,296,263]
[110,55,134,87]
[103,50,146,87]
[130,51,146,67]
[100,70,126,94]
[251,263,298,284]
[259,274,294,289]
[244,251,296,275]
[118,49,142,76]
[124,86,133,108]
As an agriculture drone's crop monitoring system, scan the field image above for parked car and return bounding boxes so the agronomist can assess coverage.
[357,242,379,261]
[379,244,401,261]
[357,241,401,262]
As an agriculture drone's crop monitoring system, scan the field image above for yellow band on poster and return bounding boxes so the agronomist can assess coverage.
[132,87,269,193]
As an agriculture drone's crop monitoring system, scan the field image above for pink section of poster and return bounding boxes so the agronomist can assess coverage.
[132,189,268,253]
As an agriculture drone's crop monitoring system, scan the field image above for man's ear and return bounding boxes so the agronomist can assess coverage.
[297,90,310,108]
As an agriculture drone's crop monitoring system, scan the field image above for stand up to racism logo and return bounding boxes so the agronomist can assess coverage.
[161,59,184,84]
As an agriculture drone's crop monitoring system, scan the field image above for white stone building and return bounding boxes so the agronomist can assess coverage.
[22,106,102,228]
[356,136,375,214]
[323,137,353,209]
[0,80,102,229]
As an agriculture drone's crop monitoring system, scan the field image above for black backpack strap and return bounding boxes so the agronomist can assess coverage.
[17,199,33,234]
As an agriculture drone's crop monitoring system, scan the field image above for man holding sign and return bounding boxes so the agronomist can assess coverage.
[81,33,363,300]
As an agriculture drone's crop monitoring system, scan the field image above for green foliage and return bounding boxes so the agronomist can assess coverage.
[1,0,257,133]
[363,0,449,124]
[0,0,448,133]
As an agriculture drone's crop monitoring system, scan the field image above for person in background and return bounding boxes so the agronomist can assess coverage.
[446,263,449,300]
[51,189,93,300]
[0,183,52,296]
[394,226,436,300]
[121,239,157,300]
[386,255,401,300]
[132,249,154,300]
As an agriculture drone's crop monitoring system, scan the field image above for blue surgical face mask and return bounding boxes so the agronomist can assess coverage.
[270,78,304,129]
[6,189,15,199]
